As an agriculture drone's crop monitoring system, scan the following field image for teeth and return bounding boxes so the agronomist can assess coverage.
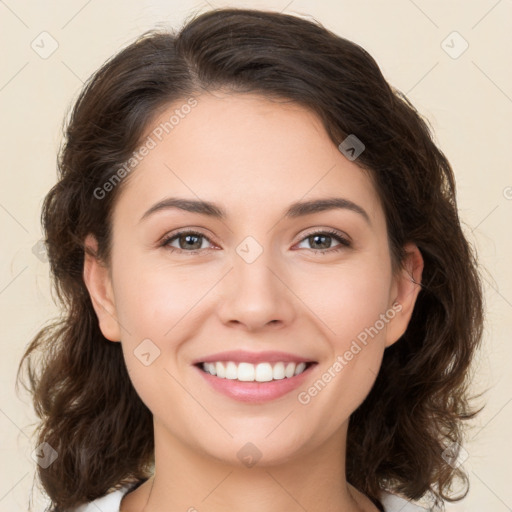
[238,362,255,381]
[201,361,309,382]
[285,362,296,378]
[273,362,285,380]
[255,362,273,382]
[205,362,217,376]
[216,362,226,378]
[225,361,238,379]
[294,362,306,375]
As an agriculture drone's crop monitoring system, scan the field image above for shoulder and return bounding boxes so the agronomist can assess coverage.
[69,483,136,512]
[380,490,433,512]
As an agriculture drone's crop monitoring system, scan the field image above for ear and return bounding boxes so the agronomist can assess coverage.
[385,242,424,348]
[82,234,121,342]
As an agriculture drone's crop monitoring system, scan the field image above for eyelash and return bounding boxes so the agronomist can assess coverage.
[159,228,351,256]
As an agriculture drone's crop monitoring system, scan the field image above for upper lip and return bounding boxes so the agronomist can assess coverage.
[192,350,316,365]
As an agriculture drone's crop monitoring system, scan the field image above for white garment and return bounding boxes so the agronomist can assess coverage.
[72,483,432,512]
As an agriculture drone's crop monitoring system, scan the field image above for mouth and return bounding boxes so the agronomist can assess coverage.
[191,350,318,402]
[195,360,316,382]
[194,360,317,403]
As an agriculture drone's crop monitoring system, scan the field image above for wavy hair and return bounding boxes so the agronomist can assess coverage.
[17,7,484,511]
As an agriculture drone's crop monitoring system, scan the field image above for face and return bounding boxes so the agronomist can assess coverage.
[84,91,423,468]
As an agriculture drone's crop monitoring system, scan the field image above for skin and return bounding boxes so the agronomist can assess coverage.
[83,91,423,512]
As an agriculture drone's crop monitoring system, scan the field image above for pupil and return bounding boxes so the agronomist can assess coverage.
[182,234,201,249]
[311,234,329,249]
[179,234,332,251]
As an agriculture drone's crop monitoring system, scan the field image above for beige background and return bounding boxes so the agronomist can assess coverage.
[1,0,511,510]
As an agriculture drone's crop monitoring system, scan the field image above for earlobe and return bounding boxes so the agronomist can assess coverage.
[82,234,121,342]
[385,242,424,347]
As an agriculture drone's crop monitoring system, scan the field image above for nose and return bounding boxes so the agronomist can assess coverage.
[216,246,297,331]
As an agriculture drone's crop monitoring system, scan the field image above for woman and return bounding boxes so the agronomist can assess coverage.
[17,7,484,512]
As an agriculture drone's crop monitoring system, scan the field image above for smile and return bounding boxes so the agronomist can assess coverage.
[199,361,313,382]
[195,360,317,403]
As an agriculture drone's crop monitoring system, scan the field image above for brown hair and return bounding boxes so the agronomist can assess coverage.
[17,7,484,511]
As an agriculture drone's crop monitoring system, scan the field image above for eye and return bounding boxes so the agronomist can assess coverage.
[295,229,351,254]
[160,230,215,254]
[160,228,351,255]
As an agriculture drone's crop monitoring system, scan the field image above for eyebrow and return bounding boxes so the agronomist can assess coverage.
[139,196,371,225]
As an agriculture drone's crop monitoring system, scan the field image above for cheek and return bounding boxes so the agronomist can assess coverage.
[110,257,218,393]
[299,255,393,409]
[112,255,205,339]
[296,299,391,432]
[304,255,393,346]
[110,262,198,414]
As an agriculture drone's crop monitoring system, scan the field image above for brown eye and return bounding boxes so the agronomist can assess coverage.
[161,231,213,253]
[296,229,351,254]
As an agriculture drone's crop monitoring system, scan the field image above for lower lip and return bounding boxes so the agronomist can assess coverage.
[194,364,316,403]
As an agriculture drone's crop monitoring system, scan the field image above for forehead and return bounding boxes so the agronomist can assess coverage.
[114,92,384,227]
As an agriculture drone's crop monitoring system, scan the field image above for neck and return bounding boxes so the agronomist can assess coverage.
[122,418,378,512]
